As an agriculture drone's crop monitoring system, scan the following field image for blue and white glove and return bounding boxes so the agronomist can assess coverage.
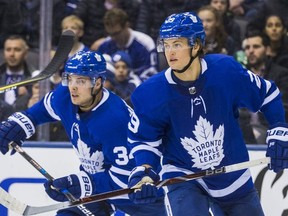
[128,166,160,204]
[266,123,288,173]
[0,112,35,155]
[44,171,94,202]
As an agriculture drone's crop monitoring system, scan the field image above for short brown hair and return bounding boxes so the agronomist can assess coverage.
[103,8,129,28]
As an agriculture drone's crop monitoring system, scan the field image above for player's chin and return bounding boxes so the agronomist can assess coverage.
[70,96,81,105]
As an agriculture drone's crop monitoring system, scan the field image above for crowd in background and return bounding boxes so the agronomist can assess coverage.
[0,0,288,144]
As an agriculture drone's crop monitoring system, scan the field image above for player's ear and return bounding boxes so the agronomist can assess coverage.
[95,77,102,88]
[193,41,200,50]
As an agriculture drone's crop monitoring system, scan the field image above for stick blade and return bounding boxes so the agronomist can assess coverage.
[0,187,27,215]
[0,30,75,93]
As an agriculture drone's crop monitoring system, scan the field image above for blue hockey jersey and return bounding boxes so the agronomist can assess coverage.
[128,54,285,201]
[26,86,135,202]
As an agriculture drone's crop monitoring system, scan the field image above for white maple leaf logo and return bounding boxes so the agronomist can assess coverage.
[181,116,225,170]
[74,139,104,174]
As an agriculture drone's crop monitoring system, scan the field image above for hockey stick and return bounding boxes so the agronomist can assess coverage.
[8,142,96,216]
[0,157,270,215]
[0,29,75,94]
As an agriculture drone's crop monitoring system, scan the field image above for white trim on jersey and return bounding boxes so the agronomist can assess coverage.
[44,92,61,120]
[92,89,109,111]
[262,87,280,107]
[129,144,162,159]
[108,170,127,188]
[197,169,251,197]
[159,164,194,178]
[110,165,131,176]
[128,137,162,147]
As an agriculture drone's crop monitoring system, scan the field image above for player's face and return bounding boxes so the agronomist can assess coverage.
[244,36,266,68]
[67,74,95,106]
[264,15,285,42]
[164,38,192,69]
[198,9,217,38]
[4,39,28,71]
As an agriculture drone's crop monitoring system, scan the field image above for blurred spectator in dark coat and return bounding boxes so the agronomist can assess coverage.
[0,35,36,121]
[209,0,242,51]
[198,5,236,55]
[0,0,66,49]
[247,14,288,69]
[108,51,141,107]
[263,15,288,69]
[73,0,141,47]
[239,30,288,144]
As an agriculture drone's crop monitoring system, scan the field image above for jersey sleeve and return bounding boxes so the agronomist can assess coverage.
[229,59,285,125]
[128,83,166,170]
[25,85,64,125]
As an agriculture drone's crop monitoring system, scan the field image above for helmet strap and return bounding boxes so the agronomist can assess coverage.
[173,48,198,74]
[79,82,103,112]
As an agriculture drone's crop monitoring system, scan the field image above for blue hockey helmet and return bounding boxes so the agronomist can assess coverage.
[62,50,106,86]
[157,12,206,52]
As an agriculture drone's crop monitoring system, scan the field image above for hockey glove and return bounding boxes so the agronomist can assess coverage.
[44,171,94,202]
[0,112,35,155]
[128,166,159,204]
[266,123,288,173]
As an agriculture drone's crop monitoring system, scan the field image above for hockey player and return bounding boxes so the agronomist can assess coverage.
[127,12,288,215]
[0,51,166,216]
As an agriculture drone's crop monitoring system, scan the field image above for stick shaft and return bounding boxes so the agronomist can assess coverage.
[34,157,271,214]
[9,142,95,216]
[0,156,270,215]
[0,30,74,93]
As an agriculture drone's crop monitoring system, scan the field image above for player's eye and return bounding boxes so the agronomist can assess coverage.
[76,79,88,86]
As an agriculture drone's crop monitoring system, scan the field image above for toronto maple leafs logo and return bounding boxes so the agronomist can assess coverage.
[181,116,225,170]
[71,123,104,174]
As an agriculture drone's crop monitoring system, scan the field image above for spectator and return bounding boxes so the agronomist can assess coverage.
[60,15,90,58]
[0,35,36,121]
[50,15,90,84]
[239,30,288,144]
[198,5,236,55]
[247,14,288,68]
[109,51,141,107]
[97,8,158,82]
[209,0,242,51]
[73,0,141,47]
[263,15,288,69]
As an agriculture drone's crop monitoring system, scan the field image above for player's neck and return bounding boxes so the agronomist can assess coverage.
[79,89,103,112]
[173,58,201,81]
